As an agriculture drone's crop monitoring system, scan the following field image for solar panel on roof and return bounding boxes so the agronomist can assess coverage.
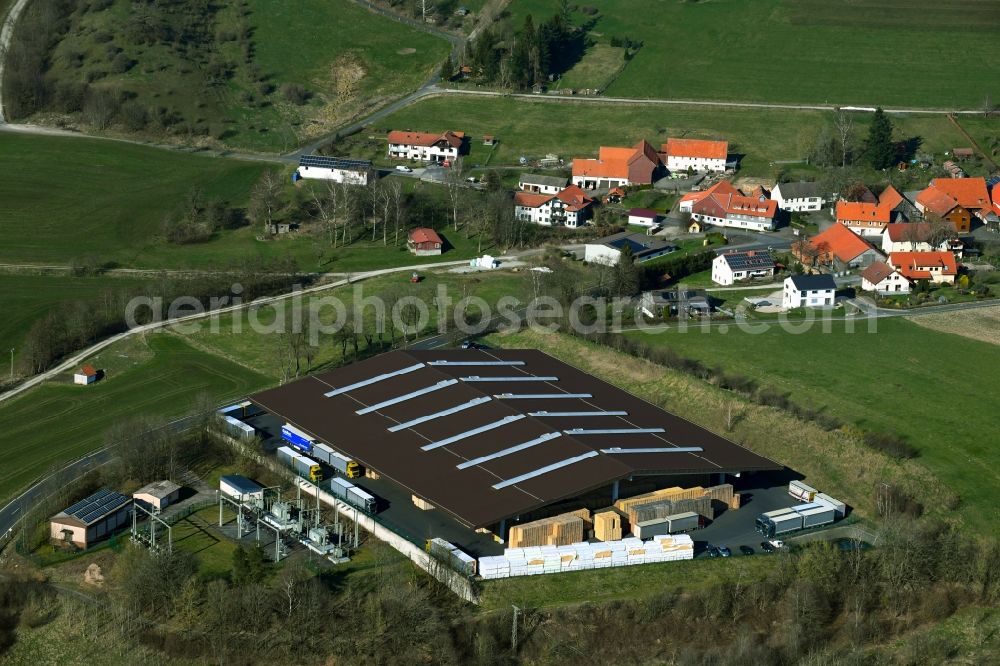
[298,155,373,171]
[64,499,89,515]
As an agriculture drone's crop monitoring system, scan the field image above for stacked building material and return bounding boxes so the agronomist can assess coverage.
[593,510,623,541]
[633,496,712,524]
[479,534,694,579]
[412,495,435,510]
[507,509,591,548]
[617,484,735,528]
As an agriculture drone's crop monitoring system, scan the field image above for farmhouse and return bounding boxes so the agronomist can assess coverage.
[682,181,778,232]
[584,232,676,265]
[860,261,910,295]
[835,201,890,237]
[661,138,728,174]
[881,222,955,254]
[518,173,568,195]
[50,489,132,550]
[408,227,444,255]
[74,364,99,385]
[915,178,990,232]
[627,208,660,228]
[782,274,836,310]
[887,251,958,284]
[295,155,372,185]
[711,250,775,286]
[771,181,826,212]
[514,186,594,228]
[387,130,465,163]
[571,140,660,189]
[793,223,883,270]
[133,480,181,513]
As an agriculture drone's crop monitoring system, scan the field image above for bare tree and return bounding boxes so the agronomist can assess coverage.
[834,110,854,168]
[984,93,994,118]
[444,157,466,231]
[248,171,283,235]
[388,178,404,246]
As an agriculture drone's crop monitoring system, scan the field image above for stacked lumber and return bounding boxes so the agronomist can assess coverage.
[703,484,735,506]
[730,493,742,510]
[507,509,591,548]
[633,496,712,524]
[594,510,623,541]
[364,468,381,480]
[616,484,737,530]
[411,495,434,510]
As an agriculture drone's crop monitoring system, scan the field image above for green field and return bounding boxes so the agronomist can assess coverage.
[0,334,271,503]
[0,273,147,365]
[31,0,448,152]
[371,95,972,175]
[554,43,625,91]
[622,317,1000,532]
[509,0,1000,108]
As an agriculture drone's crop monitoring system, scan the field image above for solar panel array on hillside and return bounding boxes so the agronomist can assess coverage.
[298,155,372,171]
[62,489,131,525]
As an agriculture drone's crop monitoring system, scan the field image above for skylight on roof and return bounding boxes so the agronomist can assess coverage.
[492,451,600,490]
[355,379,458,414]
[421,415,526,451]
[324,363,425,397]
[388,396,493,432]
[456,432,562,470]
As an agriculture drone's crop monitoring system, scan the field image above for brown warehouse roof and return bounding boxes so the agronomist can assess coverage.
[249,350,779,528]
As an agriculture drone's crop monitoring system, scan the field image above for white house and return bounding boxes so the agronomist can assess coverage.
[295,155,372,185]
[387,130,464,163]
[74,365,99,385]
[711,250,776,286]
[518,173,568,195]
[887,251,958,285]
[627,208,660,228]
[860,262,910,295]
[584,232,676,266]
[782,274,836,310]
[881,223,953,254]
[661,138,728,173]
[771,182,826,212]
[514,186,594,228]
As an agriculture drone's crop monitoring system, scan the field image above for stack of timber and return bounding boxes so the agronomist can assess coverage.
[633,496,712,524]
[507,509,592,548]
[594,510,623,541]
[616,484,735,528]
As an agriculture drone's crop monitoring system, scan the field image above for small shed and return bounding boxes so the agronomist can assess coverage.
[952,148,974,161]
[628,208,661,228]
[133,480,182,513]
[482,134,496,146]
[74,364,99,386]
[408,227,444,256]
[50,489,132,549]
[604,187,626,204]
[219,475,264,503]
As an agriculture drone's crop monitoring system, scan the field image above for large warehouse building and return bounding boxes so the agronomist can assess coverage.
[250,349,780,539]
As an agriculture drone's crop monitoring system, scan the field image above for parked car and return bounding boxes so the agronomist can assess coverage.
[706,545,720,558]
[395,165,413,173]
[760,541,775,553]
[739,545,754,556]
[718,546,732,557]
[466,176,477,183]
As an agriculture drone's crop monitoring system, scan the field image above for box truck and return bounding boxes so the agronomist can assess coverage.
[312,442,363,478]
[277,445,323,483]
[281,423,315,454]
[814,493,846,518]
[788,480,817,502]
[328,477,376,513]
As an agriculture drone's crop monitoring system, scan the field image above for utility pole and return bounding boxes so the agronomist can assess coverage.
[9,348,13,382]
[511,604,520,652]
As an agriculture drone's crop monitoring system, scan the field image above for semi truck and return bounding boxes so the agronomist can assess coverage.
[281,423,315,454]
[328,477,377,513]
[312,442,363,479]
[633,511,700,538]
[755,502,836,538]
[277,445,323,483]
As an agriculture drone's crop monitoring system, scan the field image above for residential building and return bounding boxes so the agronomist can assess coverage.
[295,155,372,185]
[881,222,955,254]
[860,261,910,294]
[74,364,99,385]
[408,227,444,256]
[640,288,712,318]
[387,130,464,163]
[50,489,132,550]
[571,140,660,189]
[518,173,568,195]
[711,250,775,286]
[628,208,660,228]
[915,178,990,232]
[133,480,181,514]
[682,181,778,232]
[514,185,594,228]
[887,251,958,284]
[793,223,883,270]
[835,201,890,237]
[771,181,826,212]
[661,138,728,173]
[584,232,676,265]
[782,274,837,310]
[876,185,918,222]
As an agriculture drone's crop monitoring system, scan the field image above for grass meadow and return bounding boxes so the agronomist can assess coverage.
[0,334,271,504]
[509,0,1000,108]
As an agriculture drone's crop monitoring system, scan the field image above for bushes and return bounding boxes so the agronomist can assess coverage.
[862,431,919,460]
[280,83,309,105]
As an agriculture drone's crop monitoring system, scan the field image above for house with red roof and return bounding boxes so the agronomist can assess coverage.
[881,222,957,254]
[662,138,728,174]
[860,261,910,295]
[571,140,660,190]
[514,185,594,228]
[407,227,444,256]
[835,185,911,237]
[74,364,99,386]
[680,181,777,232]
[887,251,957,284]
[793,223,883,270]
[914,177,990,232]
[387,130,465,163]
